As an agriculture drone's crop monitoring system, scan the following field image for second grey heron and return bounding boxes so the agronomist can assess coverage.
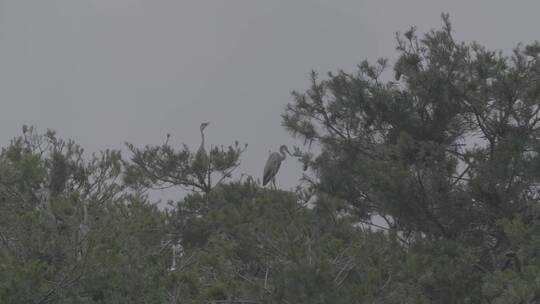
[263,145,291,189]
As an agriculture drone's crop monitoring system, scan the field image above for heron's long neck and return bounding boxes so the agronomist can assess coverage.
[280,148,287,160]
[200,129,205,149]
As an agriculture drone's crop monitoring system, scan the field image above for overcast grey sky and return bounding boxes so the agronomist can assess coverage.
[0,1,539,195]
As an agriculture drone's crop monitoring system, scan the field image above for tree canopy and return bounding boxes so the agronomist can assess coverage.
[3,15,540,303]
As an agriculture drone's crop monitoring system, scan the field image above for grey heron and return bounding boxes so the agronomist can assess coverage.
[194,122,210,184]
[263,145,291,189]
[195,122,210,165]
[197,122,210,154]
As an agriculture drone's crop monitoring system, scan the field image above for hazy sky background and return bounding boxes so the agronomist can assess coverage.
[0,1,538,200]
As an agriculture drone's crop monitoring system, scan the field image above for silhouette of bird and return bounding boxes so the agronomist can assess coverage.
[194,122,210,180]
[195,122,210,162]
[263,145,291,189]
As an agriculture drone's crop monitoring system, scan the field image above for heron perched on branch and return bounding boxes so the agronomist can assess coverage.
[194,122,210,184]
[263,145,291,189]
[196,122,210,161]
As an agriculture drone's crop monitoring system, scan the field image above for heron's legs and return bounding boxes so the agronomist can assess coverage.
[272,178,276,190]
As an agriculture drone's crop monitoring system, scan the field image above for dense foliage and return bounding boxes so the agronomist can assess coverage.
[2,15,540,303]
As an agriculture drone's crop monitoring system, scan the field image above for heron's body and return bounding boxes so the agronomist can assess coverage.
[194,122,210,183]
[263,145,290,188]
[195,122,210,162]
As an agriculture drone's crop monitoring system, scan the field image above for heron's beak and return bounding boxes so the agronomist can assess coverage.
[285,147,292,156]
